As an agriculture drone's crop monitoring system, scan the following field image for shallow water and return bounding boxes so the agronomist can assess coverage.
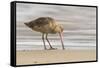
[16,3,96,50]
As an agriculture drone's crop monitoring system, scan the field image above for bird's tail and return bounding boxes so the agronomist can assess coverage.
[24,22,34,29]
[24,22,31,28]
[24,22,29,26]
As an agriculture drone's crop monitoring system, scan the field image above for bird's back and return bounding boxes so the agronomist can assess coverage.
[25,17,59,33]
[33,17,55,26]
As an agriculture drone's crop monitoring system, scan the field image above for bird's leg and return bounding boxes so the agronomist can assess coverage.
[59,32,65,50]
[42,33,47,50]
[45,34,53,49]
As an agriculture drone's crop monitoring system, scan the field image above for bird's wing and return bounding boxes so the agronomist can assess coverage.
[33,17,56,26]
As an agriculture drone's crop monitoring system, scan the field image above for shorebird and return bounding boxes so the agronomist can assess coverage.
[24,17,65,50]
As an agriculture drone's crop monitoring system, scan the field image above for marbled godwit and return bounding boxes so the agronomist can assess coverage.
[24,17,65,50]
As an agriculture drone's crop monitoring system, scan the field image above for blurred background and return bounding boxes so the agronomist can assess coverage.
[16,3,96,50]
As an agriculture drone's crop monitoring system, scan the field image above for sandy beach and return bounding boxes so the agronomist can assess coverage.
[16,49,96,65]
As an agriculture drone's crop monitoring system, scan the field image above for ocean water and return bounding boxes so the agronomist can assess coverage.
[16,3,96,50]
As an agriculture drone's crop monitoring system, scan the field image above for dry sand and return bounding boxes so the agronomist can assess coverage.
[16,49,96,65]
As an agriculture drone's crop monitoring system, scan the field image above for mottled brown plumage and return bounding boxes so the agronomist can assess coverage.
[24,17,65,50]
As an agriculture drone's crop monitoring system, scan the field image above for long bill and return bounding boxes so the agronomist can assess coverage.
[59,32,65,50]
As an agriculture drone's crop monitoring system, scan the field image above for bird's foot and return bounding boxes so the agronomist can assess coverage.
[48,47,57,50]
[62,48,65,50]
[44,48,47,50]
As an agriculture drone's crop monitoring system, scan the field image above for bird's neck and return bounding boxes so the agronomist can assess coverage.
[53,25,62,33]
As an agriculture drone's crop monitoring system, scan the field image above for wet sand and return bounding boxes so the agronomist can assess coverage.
[16,49,96,65]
